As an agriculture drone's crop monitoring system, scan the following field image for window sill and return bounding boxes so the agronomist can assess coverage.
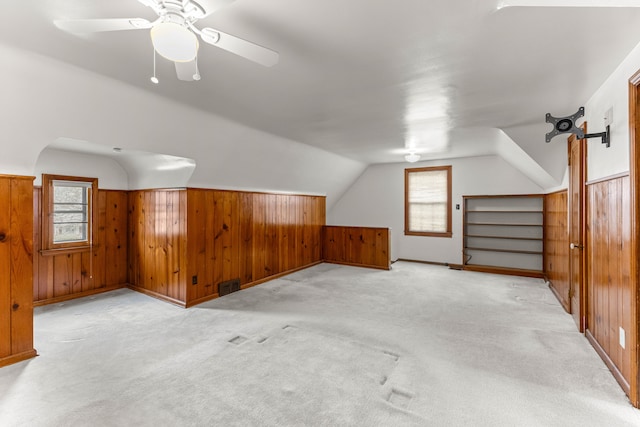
[40,245,98,257]
[405,231,452,238]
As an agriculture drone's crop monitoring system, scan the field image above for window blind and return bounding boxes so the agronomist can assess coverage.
[407,169,448,233]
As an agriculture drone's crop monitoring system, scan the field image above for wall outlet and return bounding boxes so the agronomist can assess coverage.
[604,107,613,127]
[192,275,198,285]
[620,327,626,349]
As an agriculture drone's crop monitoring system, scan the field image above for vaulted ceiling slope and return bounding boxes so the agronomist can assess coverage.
[2,1,640,196]
[0,42,365,209]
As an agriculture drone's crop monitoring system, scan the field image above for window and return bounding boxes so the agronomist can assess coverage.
[405,166,452,237]
[42,175,97,250]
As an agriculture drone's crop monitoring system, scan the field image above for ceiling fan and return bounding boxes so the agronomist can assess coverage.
[54,0,279,82]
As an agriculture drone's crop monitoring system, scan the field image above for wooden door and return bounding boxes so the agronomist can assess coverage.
[568,130,586,332]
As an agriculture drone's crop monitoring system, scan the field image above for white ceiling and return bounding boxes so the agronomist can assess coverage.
[3,0,640,173]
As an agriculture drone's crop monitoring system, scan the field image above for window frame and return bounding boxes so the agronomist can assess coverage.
[404,165,452,238]
[42,174,98,251]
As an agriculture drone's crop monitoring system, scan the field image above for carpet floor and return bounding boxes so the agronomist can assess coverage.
[1,261,639,426]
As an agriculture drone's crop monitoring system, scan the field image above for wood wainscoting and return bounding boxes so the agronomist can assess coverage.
[33,188,129,306]
[323,226,390,270]
[544,190,570,312]
[127,189,187,305]
[0,175,37,367]
[585,173,632,394]
[128,189,326,307]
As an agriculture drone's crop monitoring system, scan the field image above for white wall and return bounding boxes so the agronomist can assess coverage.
[0,42,365,208]
[34,148,128,190]
[583,40,640,181]
[328,155,543,264]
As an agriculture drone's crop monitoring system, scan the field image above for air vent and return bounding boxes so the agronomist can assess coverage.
[218,278,241,297]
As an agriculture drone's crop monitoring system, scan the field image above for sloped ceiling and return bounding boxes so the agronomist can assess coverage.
[2,1,640,192]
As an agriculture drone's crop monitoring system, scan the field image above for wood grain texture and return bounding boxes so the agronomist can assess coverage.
[128,189,187,304]
[33,188,128,305]
[586,175,632,392]
[0,175,36,367]
[569,130,586,332]
[544,190,570,312]
[323,226,390,270]
[186,190,325,306]
[627,72,640,407]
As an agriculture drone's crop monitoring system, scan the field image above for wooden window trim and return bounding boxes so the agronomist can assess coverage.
[404,165,452,238]
[42,174,98,251]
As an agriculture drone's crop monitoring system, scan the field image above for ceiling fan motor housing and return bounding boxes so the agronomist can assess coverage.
[155,1,206,22]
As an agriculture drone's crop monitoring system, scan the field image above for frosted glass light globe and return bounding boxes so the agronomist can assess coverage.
[151,22,199,62]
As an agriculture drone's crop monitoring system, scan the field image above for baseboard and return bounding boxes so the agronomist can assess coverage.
[126,285,187,308]
[462,265,544,279]
[34,284,127,307]
[0,349,38,368]
[323,260,390,270]
[396,258,448,267]
[547,281,570,313]
[184,293,220,308]
[184,261,325,308]
[585,329,630,396]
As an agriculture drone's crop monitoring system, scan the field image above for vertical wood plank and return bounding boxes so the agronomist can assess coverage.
[166,191,178,300]
[230,192,240,283]
[252,193,266,281]
[104,191,127,286]
[240,192,253,285]
[146,191,157,294]
[10,177,34,354]
[178,190,188,303]
[0,178,11,358]
[622,176,632,382]
[157,191,169,296]
[92,190,107,289]
[71,253,82,294]
[212,191,223,294]
[32,187,41,301]
[544,191,570,312]
[586,176,632,389]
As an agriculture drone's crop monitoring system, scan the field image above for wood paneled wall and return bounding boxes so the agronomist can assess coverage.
[128,189,325,307]
[0,175,36,367]
[33,188,128,305]
[127,190,187,304]
[586,174,632,392]
[323,226,390,270]
[186,190,325,306]
[544,190,570,312]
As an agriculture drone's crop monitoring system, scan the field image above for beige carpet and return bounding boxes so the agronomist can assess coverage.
[1,262,639,426]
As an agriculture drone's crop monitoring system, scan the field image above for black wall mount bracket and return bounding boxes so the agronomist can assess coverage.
[545,106,610,147]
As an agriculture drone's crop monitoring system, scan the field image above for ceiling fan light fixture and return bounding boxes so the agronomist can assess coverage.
[150,22,199,62]
[404,152,421,163]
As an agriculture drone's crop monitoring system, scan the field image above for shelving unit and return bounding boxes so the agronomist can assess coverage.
[463,195,544,277]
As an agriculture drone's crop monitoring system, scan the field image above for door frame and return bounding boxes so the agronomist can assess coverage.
[627,71,640,407]
[567,125,587,333]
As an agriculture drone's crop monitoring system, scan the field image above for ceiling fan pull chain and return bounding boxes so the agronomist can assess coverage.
[193,54,201,81]
[151,45,159,84]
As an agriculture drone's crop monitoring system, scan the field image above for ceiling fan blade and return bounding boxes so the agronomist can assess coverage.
[499,0,640,7]
[193,0,236,17]
[137,0,159,7]
[200,27,279,67]
[175,60,198,81]
[54,18,153,33]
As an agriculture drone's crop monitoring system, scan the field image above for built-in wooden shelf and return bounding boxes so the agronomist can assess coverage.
[465,234,543,241]
[467,210,543,214]
[463,194,544,276]
[464,247,543,255]
[466,222,541,227]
